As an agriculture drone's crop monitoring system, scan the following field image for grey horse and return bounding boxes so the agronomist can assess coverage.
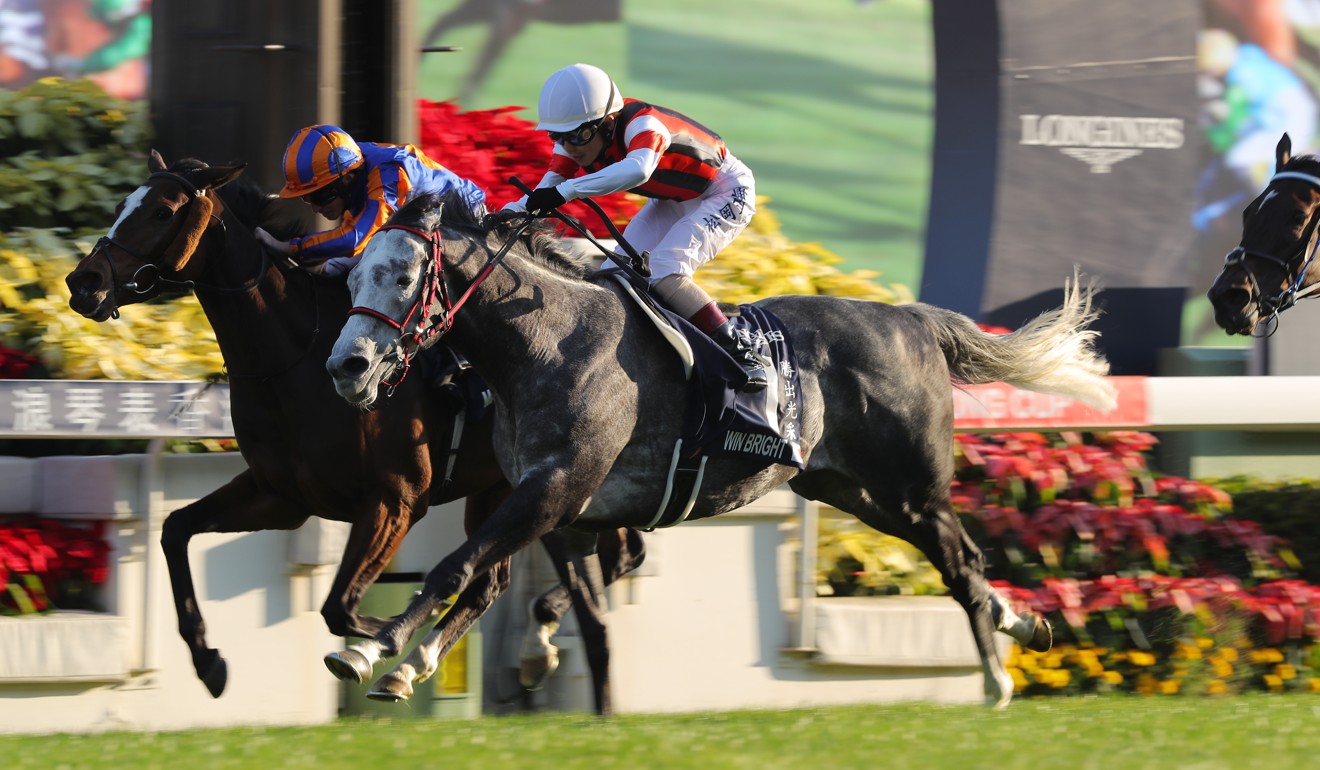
[323,191,1115,709]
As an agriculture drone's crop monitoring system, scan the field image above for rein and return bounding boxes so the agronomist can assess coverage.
[346,215,537,394]
[1224,169,1320,336]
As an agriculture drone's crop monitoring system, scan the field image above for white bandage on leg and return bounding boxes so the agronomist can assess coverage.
[652,274,716,319]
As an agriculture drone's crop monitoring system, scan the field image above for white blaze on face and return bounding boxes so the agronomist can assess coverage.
[108,185,150,238]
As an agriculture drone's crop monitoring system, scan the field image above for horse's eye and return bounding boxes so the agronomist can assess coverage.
[395,276,411,288]
[153,207,173,221]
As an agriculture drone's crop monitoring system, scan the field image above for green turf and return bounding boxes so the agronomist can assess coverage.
[5,696,1319,769]
[415,0,932,291]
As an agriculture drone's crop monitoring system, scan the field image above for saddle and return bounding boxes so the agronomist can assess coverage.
[600,270,804,529]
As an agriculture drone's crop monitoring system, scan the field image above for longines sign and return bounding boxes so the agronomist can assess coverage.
[1019,114,1186,173]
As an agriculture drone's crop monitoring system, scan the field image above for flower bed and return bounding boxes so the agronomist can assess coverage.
[824,430,1320,696]
[1,516,110,615]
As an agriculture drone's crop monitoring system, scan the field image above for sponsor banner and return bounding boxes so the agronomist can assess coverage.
[953,376,1148,431]
[924,0,1200,376]
[986,0,1201,311]
[0,380,233,438]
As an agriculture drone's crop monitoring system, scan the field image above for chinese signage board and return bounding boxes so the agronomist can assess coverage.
[0,380,233,438]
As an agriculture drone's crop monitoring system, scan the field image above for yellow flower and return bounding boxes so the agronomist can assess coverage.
[1219,647,1238,662]
[1276,664,1297,681]
[1175,643,1202,660]
[1263,674,1283,692]
[1128,650,1157,667]
[1197,637,1215,649]
[1308,678,1320,693]
[1205,679,1227,695]
[1103,671,1124,685]
[1251,648,1284,664]
[1159,680,1180,695]
[1010,667,1028,691]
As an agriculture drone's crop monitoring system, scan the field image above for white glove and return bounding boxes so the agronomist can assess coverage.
[319,256,358,277]
[501,198,528,213]
[255,227,293,255]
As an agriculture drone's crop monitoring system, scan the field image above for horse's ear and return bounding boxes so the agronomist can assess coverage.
[163,193,215,273]
[1276,133,1292,173]
[194,162,247,192]
[417,198,446,232]
[149,149,167,173]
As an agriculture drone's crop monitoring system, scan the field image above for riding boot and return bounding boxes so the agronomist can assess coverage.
[711,320,769,393]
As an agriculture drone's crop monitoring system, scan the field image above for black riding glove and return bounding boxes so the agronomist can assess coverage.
[526,186,567,214]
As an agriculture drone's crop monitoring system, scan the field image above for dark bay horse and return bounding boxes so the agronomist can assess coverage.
[63,154,643,710]
[1208,132,1320,335]
[323,192,1116,708]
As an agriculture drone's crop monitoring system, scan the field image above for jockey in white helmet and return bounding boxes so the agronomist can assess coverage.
[506,63,767,392]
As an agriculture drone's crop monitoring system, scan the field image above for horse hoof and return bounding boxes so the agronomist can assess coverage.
[198,650,228,698]
[519,649,560,691]
[1023,612,1054,652]
[985,668,1015,709]
[324,649,373,683]
[367,676,414,703]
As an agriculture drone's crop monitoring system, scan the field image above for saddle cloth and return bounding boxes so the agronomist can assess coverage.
[609,273,804,469]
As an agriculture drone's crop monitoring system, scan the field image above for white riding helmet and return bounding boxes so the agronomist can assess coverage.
[536,63,624,132]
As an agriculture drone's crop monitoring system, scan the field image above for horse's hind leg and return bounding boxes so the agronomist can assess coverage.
[796,473,1013,708]
[160,471,309,697]
[519,527,644,692]
[534,527,616,716]
[882,503,1013,707]
[975,527,1053,652]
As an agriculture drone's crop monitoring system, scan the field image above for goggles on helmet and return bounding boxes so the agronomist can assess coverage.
[548,120,605,147]
[303,182,343,207]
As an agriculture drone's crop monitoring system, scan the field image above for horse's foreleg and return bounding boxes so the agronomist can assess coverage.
[160,471,309,697]
[366,556,512,702]
[320,496,419,638]
[323,472,580,687]
[519,527,644,692]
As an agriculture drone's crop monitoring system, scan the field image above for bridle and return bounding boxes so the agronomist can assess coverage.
[89,169,314,381]
[88,171,263,317]
[345,215,536,395]
[1221,170,1320,336]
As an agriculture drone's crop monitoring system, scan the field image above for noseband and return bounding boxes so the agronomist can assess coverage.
[1222,170,1320,335]
[89,171,248,317]
[345,223,453,393]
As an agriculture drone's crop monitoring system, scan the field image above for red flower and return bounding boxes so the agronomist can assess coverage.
[417,100,643,238]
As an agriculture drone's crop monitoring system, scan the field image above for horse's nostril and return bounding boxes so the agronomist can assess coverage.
[342,356,369,376]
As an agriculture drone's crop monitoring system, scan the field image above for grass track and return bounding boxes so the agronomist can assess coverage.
[5,696,1319,770]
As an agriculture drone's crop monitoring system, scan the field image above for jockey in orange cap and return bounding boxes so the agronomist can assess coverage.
[257,124,485,277]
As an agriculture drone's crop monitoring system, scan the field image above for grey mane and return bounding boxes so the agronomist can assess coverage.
[391,190,594,279]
